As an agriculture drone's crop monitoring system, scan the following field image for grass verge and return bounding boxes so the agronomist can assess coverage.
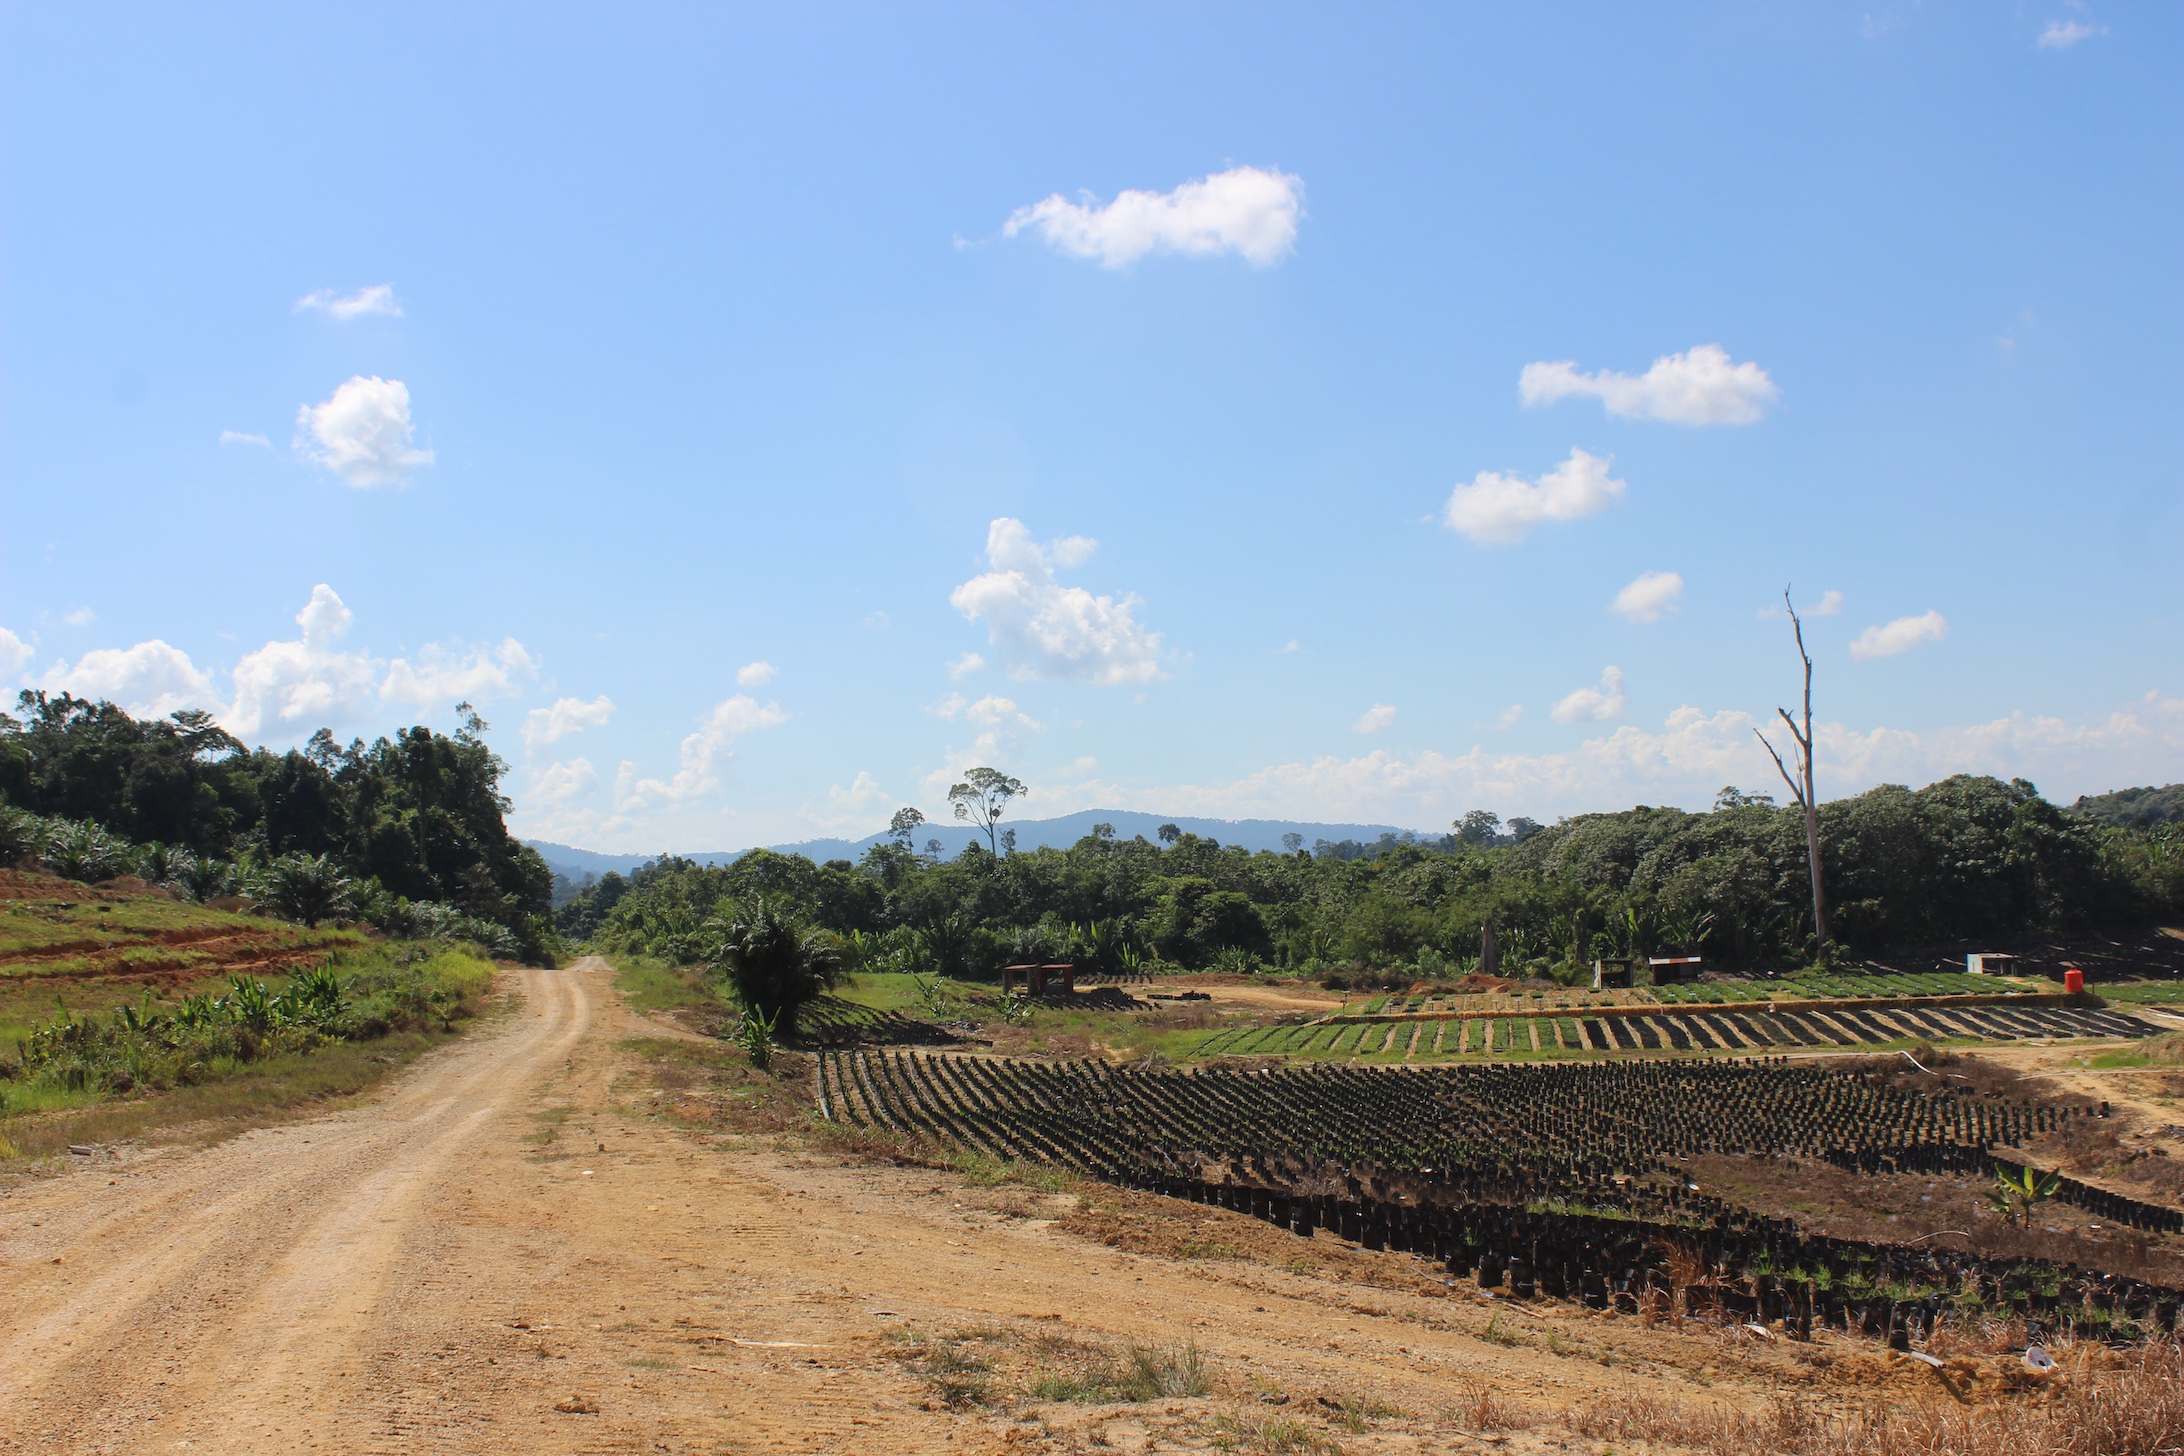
[610,954,723,1018]
[1,941,502,1166]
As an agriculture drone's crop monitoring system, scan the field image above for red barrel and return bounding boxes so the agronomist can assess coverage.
[2064,967,2085,994]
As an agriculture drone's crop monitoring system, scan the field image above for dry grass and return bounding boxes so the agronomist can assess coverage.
[1564,1339,2184,1455]
[2134,1032,2184,1066]
[1446,1377,1535,1434]
[1055,1184,1441,1294]
[620,1035,813,1136]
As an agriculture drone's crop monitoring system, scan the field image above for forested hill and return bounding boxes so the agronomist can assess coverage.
[529,810,1413,880]
[0,691,553,960]
[563,775,2184,980]
[2071,784,2184,830]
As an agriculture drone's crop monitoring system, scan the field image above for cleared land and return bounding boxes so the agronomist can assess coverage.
[5,958,2182,1454]
[0,872,495,1161]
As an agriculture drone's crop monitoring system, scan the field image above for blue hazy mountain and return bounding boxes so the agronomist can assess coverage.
[529,809,1416,882]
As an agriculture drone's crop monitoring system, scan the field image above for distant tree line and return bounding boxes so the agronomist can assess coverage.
[564,769,2184,985]
[2071,783,2184,831]
[0,693,554,961]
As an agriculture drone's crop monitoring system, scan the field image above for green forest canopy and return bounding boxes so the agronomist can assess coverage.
[2071,783,2184,830]
[0,692,552,956]
[564,774,2184,982]
[9,696,2177,985]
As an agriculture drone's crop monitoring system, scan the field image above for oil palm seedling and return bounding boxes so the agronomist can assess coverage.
[177,855,238,903]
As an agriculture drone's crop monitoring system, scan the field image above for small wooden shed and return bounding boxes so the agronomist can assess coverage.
[1593,956,1639,991]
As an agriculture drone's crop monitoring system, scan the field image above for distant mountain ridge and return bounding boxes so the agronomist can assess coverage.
[528,810,1415,882]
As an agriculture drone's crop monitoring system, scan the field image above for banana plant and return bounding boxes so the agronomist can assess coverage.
[222,974,278,1032]
[277,965,348,1027]
[735,1006,779,1070]
[1988,1163,2062,1227]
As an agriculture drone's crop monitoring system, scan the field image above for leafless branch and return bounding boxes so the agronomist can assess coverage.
[1753,728,1806,810]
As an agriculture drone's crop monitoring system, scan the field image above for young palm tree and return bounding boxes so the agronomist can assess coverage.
[707,897,840,1031]
[40,819,129,883]
[253,853,357,928]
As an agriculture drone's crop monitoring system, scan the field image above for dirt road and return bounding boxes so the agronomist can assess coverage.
[1,959,1794,1454]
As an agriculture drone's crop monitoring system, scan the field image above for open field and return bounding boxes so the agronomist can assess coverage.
[9,956,2182,1455]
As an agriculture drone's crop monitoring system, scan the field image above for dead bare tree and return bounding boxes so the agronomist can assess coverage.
[1755,587,1830,954]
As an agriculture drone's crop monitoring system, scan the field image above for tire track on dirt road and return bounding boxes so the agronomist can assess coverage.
[0,960,591,1452]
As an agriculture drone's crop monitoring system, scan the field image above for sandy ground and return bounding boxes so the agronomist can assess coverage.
[1178,981,1344,1012]
[1,959,1919,1454]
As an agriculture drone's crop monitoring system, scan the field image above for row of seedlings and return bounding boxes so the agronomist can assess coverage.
[1122,1171,2181,1341]
[827,1052,2100,1182]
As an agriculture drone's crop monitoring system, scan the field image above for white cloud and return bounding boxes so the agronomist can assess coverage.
[63,607,97,628]
[381,639,537,712]
[1610,571,1684,623]
[294,284,403,320]
[222,584,535,737]
[1552,666,1628,723]
[950,518,1167,685]
[614,695,788,812]
[220,430,272,448]
[525,695,616,749]
[537,689,2184,854]
[2038,19,2104,47]
[801,770,892,836]
[225,585,383,735]
[1354,703,1398,734]
[39,641,222,719]
[1277,639,1301,655]
[295,376,434,487]
[736,661,777,688]
[0,627,32,672]
[1497,704,1524,729]
[530,757,599,806]
[1808,589,1844,617]
[1109,691,2184,829]
[1519,344,1778,425]
[1003,165,1303,269]
[1850,610,1949,661]
[965,694,1040,730]
[1443,449,1625,545]
[38,585,536,748]
[931,690,1043,760]
[946,651,987,680]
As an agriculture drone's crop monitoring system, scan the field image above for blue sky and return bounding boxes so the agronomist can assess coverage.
[4,3,2179,853]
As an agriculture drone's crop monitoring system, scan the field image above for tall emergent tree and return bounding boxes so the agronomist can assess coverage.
[947,767,1024,855]
[1755,587,1830,952]
[888,806,926,849]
